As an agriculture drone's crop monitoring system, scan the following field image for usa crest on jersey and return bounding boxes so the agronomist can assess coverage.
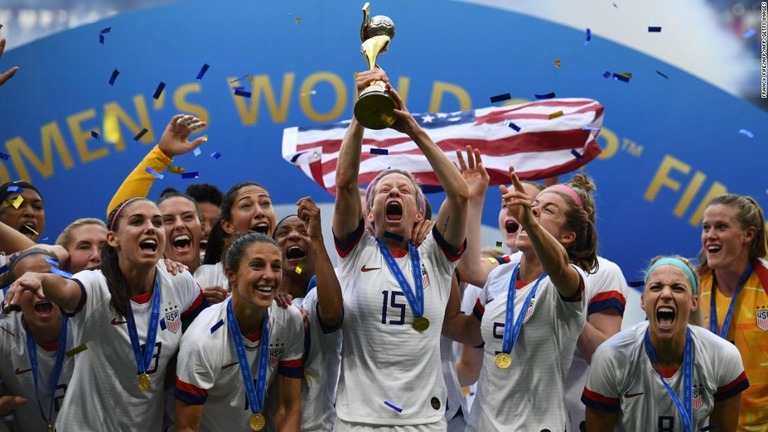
[164,305,180,334]
[421,264,430,289]
[692,384,704,410]
[269,347,283,367]
[756,305,768,331]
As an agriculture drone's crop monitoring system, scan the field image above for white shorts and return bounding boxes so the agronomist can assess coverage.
[333,417,448,432]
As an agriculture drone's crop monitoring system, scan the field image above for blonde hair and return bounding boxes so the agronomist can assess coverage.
[56,218,107,248]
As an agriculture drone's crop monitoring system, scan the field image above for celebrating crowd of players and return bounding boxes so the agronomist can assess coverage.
[0,47,766,431]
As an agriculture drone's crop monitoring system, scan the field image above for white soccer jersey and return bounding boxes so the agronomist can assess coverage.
[466,262,587,431]
[583,322,749,431]
[565,256,629,432]
[298,288,343,431]
[0,312,74,431]
[334,227,461,425]
[193,262,228,291]
[458,284,483,413]
[55,262,206,432]
[175,298,304,432]
[440,334,467,431]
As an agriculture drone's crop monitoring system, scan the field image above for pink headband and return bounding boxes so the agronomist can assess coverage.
[109,197,143,231]
[544,184,584,208]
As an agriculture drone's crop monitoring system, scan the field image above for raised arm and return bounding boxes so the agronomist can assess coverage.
[501,169,581,298]
[0,39,19,87]
[387,84,469,250]
[0,221,35,253]
[297,197,343,329]
[106,114,207,217]
[5,272,82,312]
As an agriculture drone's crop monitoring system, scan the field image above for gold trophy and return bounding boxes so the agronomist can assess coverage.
[354,3,397,130]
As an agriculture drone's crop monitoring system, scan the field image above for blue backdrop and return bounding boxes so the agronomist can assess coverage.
[0,0,765,283]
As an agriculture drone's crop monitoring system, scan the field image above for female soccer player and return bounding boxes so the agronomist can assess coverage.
[175,232,304,431]
[583,255,749,431]
[698,193,768,430]
[4,197,207,431]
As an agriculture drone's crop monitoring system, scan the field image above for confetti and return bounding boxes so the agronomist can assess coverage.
[0,152,9,161]
[196,63,210,80]
[229,75,250,83]
[581,125,601,131]
[612,72,631,83]
[45,258,60,267]
[22,224,37,236]
[602,71,612,78]
[504,120,521,132]
[535,92,556,100]
[548,110,564,119]
[234,89,252,98]
[11,195,23,209]
[99,27,111,44]
[201,135,208,142]
[647,26,662,33]
[193,148,202,157]
[571,149,584,160]
[554,59,561,67]
[490,93,511,103]
[90,130,100,140]
[210,319,224,333]
[584,28,592,46]
[295,17,302,24]
[295,259,306,274]
[370,148,388,155]
[656,70,669,79]
[743,28,756,39]
[145,167,164,179]
[738,129,754,139]
[50,267,72,278]
[153,82,166,99]
[181,172,200,179]
[167,165,186,174]
[210,151,222,159]
[108,69,120,86]
[495,241,503,248]
[65,344,88,358]
[383,231,405,242]
[383,401,402,413]
[133,128,149,141]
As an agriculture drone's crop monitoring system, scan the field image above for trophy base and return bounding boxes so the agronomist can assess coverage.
[354,88,397,130]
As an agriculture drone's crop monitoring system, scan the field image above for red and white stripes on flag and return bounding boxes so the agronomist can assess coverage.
[282,98,604,194]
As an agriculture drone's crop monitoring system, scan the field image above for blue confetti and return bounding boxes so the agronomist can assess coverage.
[612,73,630,83]
[100,27,111,34]
[193,148,202,157]
[648,26,662,33]
[490,93,511,103]
[98,35,105,45]
[656,70,669,79]
[370,148,388,155]
[383,231,404,242]
[210,151,222,159]
[181,172,200,179]
[581,125,601,131]
[0,265,7,273]
[210,319,224,333]
[743,28,756,39]
[584,28,592,46]
[234,89,252,98]
[290,152,306,163]
[738,129,754,139]
[90,130,100,140]
[108,69,119,86]
[145,167,164,179]
[383,401,403,413]
[49,267,73,279]
[5,185,19,192]
[0,152,9,161]
[45,258,60,267]
[602,71,612,79]
[196,63,210,80]
[153,82,166,99]
[133,128,149,141]
[229,75,249,83]
[534,92,556,100]
[571,149,584,160]
[232,86,245,91]
[504,120,521,132]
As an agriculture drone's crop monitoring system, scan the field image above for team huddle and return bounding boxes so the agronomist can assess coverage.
[0,69,765,432]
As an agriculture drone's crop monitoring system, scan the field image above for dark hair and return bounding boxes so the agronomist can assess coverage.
[220,181,271,223]
[225,232,279,274]
[203,221,227,265]
[156,191,202,221]
[546,174,599,273]
[0,181,44,218]
[158,187,180,200]
[102,198,154,318]
[698,194,767,274]
[273,214,300,240]
[186,183,223,207]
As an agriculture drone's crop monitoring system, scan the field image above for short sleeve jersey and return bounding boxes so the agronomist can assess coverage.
[54,262,205,432]
[466,262,587,431]
[583,322,749,431]
[175,298,304,432]
[334,226,461,425]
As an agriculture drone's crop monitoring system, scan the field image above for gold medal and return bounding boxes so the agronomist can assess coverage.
[138,372,151,391]
[412,316,430,332]
[249,412,266,431]
[494,352,512,369]
[47,423,53,432]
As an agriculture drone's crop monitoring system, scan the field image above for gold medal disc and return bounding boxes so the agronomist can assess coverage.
[412,316,430,332]
[249,412,266,431]
[138,372,151,391]
[47,423,53,432]
[494,353,512,369]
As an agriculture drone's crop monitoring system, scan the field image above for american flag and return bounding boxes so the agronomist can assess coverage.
[282,98,604,194]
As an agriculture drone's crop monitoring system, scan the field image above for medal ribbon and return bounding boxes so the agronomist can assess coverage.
[375,239,425,319]
[25,314,68,426]
[709,263,752,338]
[227,298,269,416]
[125,276,161,377]
[644,328,693,432]
[501,265,547,355]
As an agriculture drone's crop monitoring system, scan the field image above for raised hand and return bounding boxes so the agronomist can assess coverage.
[386,82,421,137]
[499,167,534,228]
[296,196,322,240]
[4,273,45,309]
[0,39,19,87]
[456,146,489,200]
[158,114,208,158]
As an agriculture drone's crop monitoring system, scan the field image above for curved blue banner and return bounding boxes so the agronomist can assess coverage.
[0,0,765,282]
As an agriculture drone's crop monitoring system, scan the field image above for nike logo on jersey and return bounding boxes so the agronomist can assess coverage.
[111,318,127,325]
[221,361,239,370]
[624,391,644,398]
[14,367,31,375]
[361,265,380,272]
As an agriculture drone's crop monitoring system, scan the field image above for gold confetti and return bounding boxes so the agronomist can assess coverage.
[103,112,120,143]
[167,165,186,174]
[295,259,306,274]
[554,59,561,67]
[11,195,23,209]
[295,17,302,24]
[495,241,503,248]
[201,135,209,142]
[66,343,88,358]
[23,224,38,236]
[548,110,564,119]
[486,257,498,265]
[617,72,632,79]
